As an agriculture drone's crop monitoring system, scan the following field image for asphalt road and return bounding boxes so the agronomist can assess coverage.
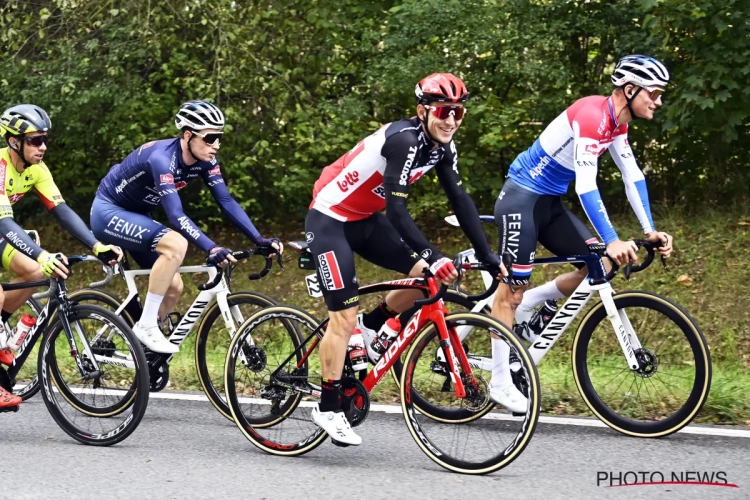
[2,395,747,500]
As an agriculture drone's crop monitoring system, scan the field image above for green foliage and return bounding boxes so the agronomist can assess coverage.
[0,0,748,225]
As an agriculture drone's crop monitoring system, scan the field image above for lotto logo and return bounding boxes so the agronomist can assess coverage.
[208,166,221,175]
[160,174,174,184]
[318,251,344,290]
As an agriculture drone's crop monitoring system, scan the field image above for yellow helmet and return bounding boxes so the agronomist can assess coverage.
[0,104,52,138]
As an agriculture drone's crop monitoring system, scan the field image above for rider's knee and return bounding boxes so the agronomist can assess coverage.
[327,306,359,338]
[16,258,45,281]
[157,231,188,261]
[493,283,527,311]
[408,259,429,278]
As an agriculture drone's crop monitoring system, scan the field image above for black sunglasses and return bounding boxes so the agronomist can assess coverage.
[23,135,50,147]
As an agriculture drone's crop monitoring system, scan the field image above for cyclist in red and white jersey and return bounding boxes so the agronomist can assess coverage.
[307,73,505,445]
[489,55,675,395]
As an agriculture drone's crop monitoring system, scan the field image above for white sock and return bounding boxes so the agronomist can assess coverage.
[139,291,165,329]
[491,337,512,389]
[516,280,565,319]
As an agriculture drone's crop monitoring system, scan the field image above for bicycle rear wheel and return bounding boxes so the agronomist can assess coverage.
[39,304,149,446]
[573,291,711,437]
[401,312,540,474]
[225,305,327,456]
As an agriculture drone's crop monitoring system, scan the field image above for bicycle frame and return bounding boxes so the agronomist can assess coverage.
[94,263,244,367]
[275,276,474,399]
[6,277,107,384]
[454,248,643,371]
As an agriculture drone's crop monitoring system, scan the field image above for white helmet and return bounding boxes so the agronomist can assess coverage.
[175,100,225,130]
[611,54,669,88]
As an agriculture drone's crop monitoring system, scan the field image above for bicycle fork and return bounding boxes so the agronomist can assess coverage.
[428,308,471,399]
[598,286,642,371]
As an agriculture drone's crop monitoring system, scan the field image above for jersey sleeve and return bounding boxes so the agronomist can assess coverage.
[608,134,656,234]
[381,132,441,263]
[202,162,264,244]
[571,109,619,245]
[149,153,217,252]
[435,141,495,261]
[32,163,65,210]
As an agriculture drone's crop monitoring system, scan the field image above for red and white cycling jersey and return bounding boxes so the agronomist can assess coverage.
[311,118,451,222]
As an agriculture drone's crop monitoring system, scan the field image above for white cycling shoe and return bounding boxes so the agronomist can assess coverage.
[356,314,380,363]
[489,383,528,413]
[311,406,362,446]
[132,323,179,354]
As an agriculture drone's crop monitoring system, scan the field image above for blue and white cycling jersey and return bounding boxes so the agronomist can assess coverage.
[508,95,655,244]
[96,138,263,252]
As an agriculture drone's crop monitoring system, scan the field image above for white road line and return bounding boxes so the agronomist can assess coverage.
[137,391,750,438]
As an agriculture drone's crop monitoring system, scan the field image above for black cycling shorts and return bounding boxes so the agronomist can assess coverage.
[305,209,422,311]
[494,179,599,286]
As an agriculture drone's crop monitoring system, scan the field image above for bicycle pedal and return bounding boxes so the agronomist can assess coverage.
[331,438,351,448]
[0,405,19,413]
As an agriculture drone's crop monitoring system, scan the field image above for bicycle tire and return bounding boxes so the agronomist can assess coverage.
[572,291,711,437]
[195,291,279,420]
[13,297,45,401]
[68,288,136,327]
[391,290,495,422]
[38,304,149,445]
[400,311,540,474]
[225,305,326,456]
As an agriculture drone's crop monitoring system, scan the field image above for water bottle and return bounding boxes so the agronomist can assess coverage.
[9,314,36,351]
[370,318,401,357]
[347,329,368,371]
[528,300,557,337]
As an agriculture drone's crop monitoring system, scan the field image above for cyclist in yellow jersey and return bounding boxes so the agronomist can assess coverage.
[0,104,122,407]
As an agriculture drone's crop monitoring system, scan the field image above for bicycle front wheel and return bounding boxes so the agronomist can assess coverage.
[195,291,279,420]
[401,312,540,475]
[39,304,149,446]
[225,305,327,456]
[572,291,712,437]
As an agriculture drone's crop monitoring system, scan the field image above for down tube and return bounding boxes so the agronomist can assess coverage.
[527,280,599,365]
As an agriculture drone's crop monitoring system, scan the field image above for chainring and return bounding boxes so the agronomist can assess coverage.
[340,376,370,428]
[146,352,170,392]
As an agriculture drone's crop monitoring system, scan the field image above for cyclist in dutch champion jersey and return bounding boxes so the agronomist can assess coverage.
[91,100,282,354]
[306,73,506,446]
[489,55,675,399]
[0,104,121,408]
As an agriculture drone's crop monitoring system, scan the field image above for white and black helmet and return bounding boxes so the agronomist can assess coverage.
[175,100,225,131]
[611,54,670,88]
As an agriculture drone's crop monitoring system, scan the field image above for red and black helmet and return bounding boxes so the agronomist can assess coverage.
[415,73,469,104]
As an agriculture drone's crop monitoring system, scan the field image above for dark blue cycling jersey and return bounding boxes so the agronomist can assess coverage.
[96,138,262,252]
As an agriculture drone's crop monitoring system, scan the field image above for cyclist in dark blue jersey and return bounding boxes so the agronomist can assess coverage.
[91,100,282,353]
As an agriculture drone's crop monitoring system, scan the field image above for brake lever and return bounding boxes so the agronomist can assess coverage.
[624,260,633,281]
[661,255,668,270]
[276,253,285,272]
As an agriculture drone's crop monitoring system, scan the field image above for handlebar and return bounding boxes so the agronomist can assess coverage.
[199,246,284,291]
[31,255,116,300]
[414,252,513,307]
[600,239,666,282]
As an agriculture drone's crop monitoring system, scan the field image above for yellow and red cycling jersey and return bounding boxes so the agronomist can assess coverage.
[0,147,65,218]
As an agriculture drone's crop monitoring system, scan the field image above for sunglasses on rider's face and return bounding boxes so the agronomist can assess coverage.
[23,135,49,147]
[192,131,223,147]
[645,87,663,101]
[425,105,465,120]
